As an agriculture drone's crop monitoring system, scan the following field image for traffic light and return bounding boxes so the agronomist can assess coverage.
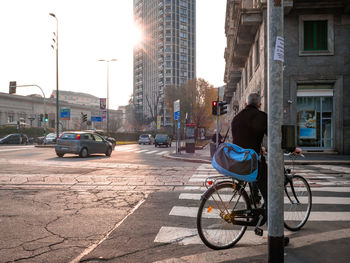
[219,101,228,115]
[39,114,43,122]
[9,81,16,94]
[212,101,218,115]
[81,112,87,123]
[44,114,48,122]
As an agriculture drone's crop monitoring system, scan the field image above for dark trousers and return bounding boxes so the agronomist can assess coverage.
[256,155,268,205]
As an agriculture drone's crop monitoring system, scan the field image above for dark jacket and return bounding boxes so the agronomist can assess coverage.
[231,105,267,154]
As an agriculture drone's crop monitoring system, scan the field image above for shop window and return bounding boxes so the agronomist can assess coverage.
[299,15,334,56]
[296,84,334,148]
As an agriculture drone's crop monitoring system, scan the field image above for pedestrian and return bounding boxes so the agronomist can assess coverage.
[211,130,223,144]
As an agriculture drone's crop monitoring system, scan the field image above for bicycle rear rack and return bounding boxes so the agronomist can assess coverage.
[204,175,234,190]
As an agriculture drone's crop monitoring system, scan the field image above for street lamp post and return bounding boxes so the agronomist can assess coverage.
[49,13,59,139]
[98,59,117,134]
[15,84,47,136]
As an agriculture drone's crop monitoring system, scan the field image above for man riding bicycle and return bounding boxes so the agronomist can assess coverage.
[231,92,301,246]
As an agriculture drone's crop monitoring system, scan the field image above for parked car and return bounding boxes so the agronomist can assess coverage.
[43,133,57,145]
[0,133,28,144]
[155,134,172,147]
[138,134,154,145]
[55,131,113,158]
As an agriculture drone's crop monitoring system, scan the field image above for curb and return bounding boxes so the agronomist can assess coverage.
[35,145,55,148]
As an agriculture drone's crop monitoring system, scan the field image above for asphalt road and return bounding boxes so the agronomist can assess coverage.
[0,145,349,263]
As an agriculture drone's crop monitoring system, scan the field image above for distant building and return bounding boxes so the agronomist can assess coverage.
[51,90,99,107]
[223,0,350,154]
[0,92,121,133]
[133,0,196,125]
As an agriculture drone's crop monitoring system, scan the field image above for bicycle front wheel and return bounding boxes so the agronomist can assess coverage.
[284,175,312,231]
[197,181,250,250]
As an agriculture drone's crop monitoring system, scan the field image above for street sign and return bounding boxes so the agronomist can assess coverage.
[100,98,106,110]
[91,116,103,122]
[174,100,180,120]
[102,110,107,120]
[157,115,161,129]
[60,108,70,120]
[178,121,180,129]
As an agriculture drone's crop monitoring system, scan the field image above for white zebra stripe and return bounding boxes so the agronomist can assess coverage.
[178,193,350,205]
[169,206,350,221]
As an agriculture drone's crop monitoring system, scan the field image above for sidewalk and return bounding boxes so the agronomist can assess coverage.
[164,144,350,165]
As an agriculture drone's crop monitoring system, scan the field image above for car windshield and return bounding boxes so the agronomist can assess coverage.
[140,135,149,138]
[46,134,56,138]
[156,134,167,139]
[60,133,78,139]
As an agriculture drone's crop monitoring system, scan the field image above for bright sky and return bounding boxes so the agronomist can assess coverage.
[0,0,226,110]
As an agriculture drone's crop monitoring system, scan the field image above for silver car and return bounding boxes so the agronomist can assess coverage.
[138,134,154,145]
[43,133,57,145]
[55,131,112,158]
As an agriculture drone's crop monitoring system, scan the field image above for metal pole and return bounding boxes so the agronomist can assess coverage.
[49,13,59,139]
[107,61,110,134]
[216,90,219,149]
[267,0,284,262]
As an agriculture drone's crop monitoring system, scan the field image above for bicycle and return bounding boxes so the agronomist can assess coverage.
[196,151,312,250]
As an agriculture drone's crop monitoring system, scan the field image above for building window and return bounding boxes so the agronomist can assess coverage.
[304,21,328,51]
[299,15,334,56]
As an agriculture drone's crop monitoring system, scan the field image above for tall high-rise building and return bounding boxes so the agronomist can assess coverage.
[133,0,196,126]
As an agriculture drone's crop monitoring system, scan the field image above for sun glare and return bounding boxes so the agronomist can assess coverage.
[131,24,143,47]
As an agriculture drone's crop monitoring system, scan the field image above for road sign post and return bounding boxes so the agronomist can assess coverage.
[174,100,180,154]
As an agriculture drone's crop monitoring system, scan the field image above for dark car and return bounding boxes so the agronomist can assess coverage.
[43,133,57,145]
[0,133,28,144]
[155,134,172,147]
[55,131,113,158]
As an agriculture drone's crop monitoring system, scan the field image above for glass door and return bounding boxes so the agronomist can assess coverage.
[296,93,334,149]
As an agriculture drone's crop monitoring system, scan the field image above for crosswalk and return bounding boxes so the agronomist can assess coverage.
[154,163,350,246]
[114,145,173,156]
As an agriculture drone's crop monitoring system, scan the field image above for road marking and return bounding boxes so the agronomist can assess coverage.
[154,226,266,246]
[156,151,168,155]
[153,228,350,262]
[0,147,32,152]
[135,150,148,153]
[169,206,350,221]
[312,187,350,192]
[179,193,350,205]
[145,150,158,154]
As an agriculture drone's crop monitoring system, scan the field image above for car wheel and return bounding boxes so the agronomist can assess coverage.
[105,147,112,157]
[56,153,64,158]
[79,148,88,158]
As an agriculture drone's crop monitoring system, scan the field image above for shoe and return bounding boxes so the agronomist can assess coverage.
[284,236,290,247]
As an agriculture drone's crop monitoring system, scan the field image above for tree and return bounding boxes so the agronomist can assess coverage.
[145,91,162,130]
[164,78,217,131]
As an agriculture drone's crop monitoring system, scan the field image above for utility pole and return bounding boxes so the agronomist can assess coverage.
[267,0,285,262]
[49,13,59,139]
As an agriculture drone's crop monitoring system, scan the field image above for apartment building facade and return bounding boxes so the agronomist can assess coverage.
[223,0,350,154]
[133,0,196,125]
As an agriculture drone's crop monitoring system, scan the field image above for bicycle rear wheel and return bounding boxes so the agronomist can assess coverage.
[284,175,312,231]
[197,181,250,250]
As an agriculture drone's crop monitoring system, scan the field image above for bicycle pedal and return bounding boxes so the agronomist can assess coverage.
[254,227,263,236]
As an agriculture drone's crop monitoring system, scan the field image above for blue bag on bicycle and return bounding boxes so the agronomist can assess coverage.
[212,142,259,182]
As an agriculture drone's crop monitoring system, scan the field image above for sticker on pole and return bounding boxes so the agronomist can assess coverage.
[274,36,284,62]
